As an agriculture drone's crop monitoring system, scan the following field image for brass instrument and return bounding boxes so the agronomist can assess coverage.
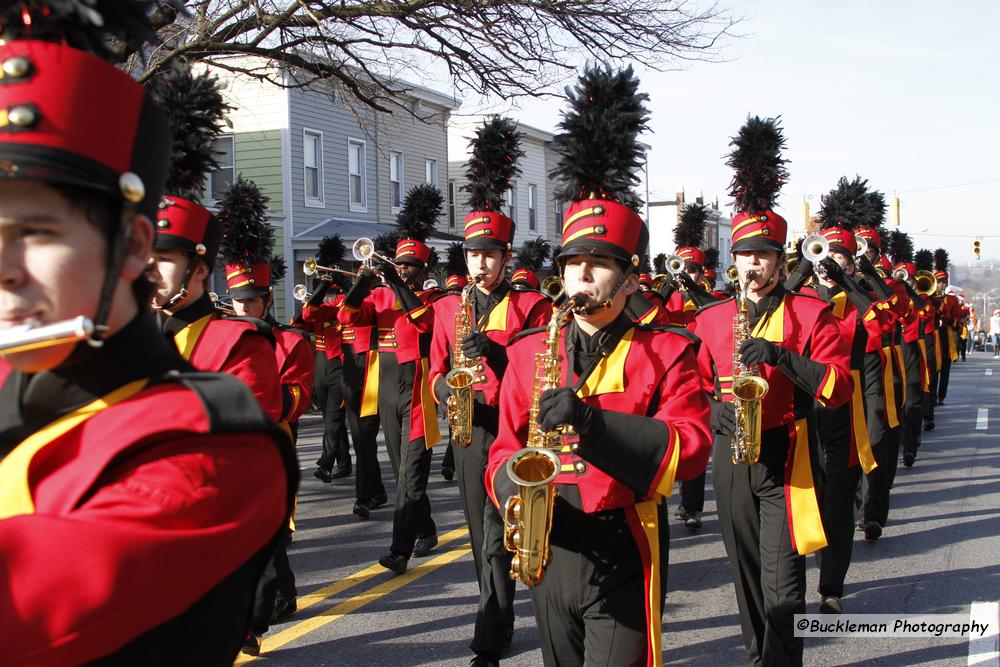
[666,254,685,275]
[651,274,670,291]
[293,284,312,302]
[785,256,800,276]
[503,296,582,587]
[876,266,888,279]
[802,233,830,264]
[445,277,480,448]
[423,278,439,290]
[725,264,739,284]
[540,276,563,300]
[730,270,769,465]
[891,267,910,282]
[855,235,869,258]
[352,237,402,271]
[699,277,713,292]
[303,258,357,278]
[914,270,937,296]
[0,316,94,355]
[209,292,237,316]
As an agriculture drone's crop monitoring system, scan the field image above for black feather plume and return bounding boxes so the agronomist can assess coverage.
[675,203,709,248]
[652,253,667,274]
[270,255,287,286]
[146,61,232,200]
[515,237,551,272]
[864,190,887,230]
[0,0,177,62]
[548,246,562,274]
[818,176,869,230]
[445,242,466,276]
[373,232,399,257]
[934,248,950,273]
[725,116,789,213]
[914,249,933,272]
[550,64,650,211]
[317,235,346,268]
[639,255,651,274]
[396,184,442,242]
[427,247,439,271]
[885,230,913,264]
[463,117,525,212]
[218,177,273,265]
[704,248,720,271]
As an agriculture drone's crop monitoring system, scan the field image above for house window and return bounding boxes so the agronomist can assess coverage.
[303,130,324,207]
[389,151,404,212]
[207,136,234,203]
[507,185,517,223]
[528,184,537,232]
[348,138,367,211]
[448,181,456,230]
[425,158,438,186]
[555,199,564,226]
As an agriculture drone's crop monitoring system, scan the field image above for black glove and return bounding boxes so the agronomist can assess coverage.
[739,337,784,367]
[379,260,402,287]
[710,400,737,436]
[817,257,844,284]
[433,376,451,406]
[856,254,876,278]
[343,269,378,307]
[461,331,499,360]
[676,271,696,290]
[536,387,596,436]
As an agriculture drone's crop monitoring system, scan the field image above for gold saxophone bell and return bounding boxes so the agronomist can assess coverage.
[540,276,563,300]
[504,447,561,587]
[785,256,800,275]
[651,274,670,291]
[731,269,769,465]
[914,270,937,296]
[445,368,476,447]
[726,264,739,283]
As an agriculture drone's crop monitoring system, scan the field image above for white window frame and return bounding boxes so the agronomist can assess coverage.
[303,129,324,208]
[348,138,368,213]
[448,180,457,230]
[206,135,235,205]
[389,150,404,214]
[507,184,518,223]
[528,184,537,232]
[425,158,438,186]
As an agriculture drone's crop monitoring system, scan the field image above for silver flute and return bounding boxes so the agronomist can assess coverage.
[0,316,95,355]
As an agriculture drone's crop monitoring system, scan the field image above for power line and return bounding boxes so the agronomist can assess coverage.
[896,177,1000,194]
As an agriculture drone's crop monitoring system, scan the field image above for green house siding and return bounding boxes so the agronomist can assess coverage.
[272,223,288,323]
[234,130,284,214]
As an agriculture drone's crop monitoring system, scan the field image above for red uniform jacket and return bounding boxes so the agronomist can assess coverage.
[302,297,343,360]
[274,327,316,424]
[0,363,290,666]
[429,285,552,408]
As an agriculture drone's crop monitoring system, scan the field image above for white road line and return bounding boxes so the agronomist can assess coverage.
[968,601,999,666]
[987,369,993,376]
[976,408,989,431]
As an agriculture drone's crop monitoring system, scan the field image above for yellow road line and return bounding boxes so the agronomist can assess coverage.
[235,528,471,664]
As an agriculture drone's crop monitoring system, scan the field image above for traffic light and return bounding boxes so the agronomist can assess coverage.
[974,239,982,260]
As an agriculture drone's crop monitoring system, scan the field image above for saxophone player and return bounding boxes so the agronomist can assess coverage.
[429,117,551,667]
[485,66,712,667]
[690,116,852,667]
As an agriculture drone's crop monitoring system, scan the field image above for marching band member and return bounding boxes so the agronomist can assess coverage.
[933,249,960,405]
[430,117,552,666]
[340,185,445,574]
[914,249,939,432]
[486,65,712,667]
[691,116,852,666]
[146,65,282,422]
[0,4,295,662]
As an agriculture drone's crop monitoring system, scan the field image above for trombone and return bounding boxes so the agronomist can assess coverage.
[303,258,357,278]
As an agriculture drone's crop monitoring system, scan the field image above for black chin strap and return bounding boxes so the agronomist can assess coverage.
[155,255,196,312]
[88,202,139,347]
[577,267,634,315]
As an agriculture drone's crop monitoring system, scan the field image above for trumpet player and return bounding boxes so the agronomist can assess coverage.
[690,116,852,666]
[486,66,712,667]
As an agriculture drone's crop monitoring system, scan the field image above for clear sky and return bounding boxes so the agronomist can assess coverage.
[454,1,1000,264]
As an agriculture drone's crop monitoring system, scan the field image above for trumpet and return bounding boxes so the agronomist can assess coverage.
[914,270,937,296]
[540,276,563,301]
[726,264,740,284]
[665,254,685,275]
[303,258,357,278]
[353,237,402,270]
[892,266,910,282]
[293,284,312,302]
[802,233,830,264]
[423,278,439,290]
[209,292,237,316]
[855,235,869,258]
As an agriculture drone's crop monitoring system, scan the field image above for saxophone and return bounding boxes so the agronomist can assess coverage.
[502,295,582,587]
[445,278,480,448]
[730,270,769,465]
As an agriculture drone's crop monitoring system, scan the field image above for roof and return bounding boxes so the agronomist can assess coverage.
[294,218,463,243]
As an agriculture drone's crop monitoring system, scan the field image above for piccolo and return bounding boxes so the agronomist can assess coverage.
[0,316,95,355]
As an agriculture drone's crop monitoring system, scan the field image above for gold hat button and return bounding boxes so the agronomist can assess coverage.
[8,105,36,127]
[2,57,30,78]
[573,461,587,474]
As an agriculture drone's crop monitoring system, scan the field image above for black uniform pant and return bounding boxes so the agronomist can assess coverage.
[251,529,296,635]
[859,349,900,527]
[441,443,455,473]
[714,427,805,667]
[813,403,861,600]
[922,333,938,425]
[901,341,924,459]
[379,353,435,557]
[529,487,669,667]
[343,346,385,502]
[315,353,350,471]
[680,471,706,513]
[453,398,514,659]
[937,328,953,402]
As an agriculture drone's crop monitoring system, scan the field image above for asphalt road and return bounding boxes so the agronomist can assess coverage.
[237,349,1000,667]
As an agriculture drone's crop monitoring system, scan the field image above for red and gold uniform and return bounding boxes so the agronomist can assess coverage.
[934,271,961,404]
[0,8,294,662]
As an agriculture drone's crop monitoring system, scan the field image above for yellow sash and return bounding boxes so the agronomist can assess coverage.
[881,346,900,428]
[850,370,877,473]
[789,418,828,555]
[360,350,380,418]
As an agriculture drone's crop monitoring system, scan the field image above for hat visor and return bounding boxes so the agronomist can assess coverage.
[731,238,784,254]
[559,240,637,270]
[395,256,425,268]
[230,286,270,299]
[463,237,509,251]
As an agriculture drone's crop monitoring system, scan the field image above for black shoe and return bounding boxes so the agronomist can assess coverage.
[936,399,945,406]
[503,626,513,653]
[367,492,388,509]
[241,632,262,656]
[413,534,438,557]
[331,464,352,479]
[855,520,866,532]
[441,466,455,481]
[353,501,371,519]
[378,552,408,575]
[674,506,689,521]
[924,421,935,431]
[313,467,332,483]
[269,597,297,624]
[902,453,915,467]
[820,596,843,614]
[684,511,703,530]
[864,521,882,542]
[470,655,499,667]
